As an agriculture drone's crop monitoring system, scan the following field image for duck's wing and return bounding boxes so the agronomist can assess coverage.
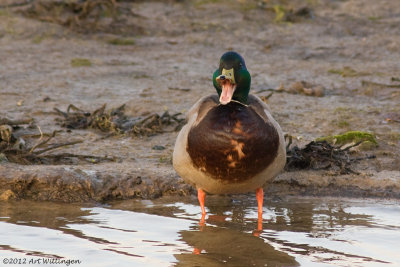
[173,95,218,186]
[248,94,285,134]
[247,94,287,173]
[247,94,274,122]
[186,95,219,125]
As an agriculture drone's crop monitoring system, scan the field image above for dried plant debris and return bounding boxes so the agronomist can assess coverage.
[0,117,115,165]
[129,111,185,136]
[55,104,108,130]
[0,118,33,152]
[19,0,143,34]
[285,139,375,174]
[256,81,325,101]
[55,104,185,136]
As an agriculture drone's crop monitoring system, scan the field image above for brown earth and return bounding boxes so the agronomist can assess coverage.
[0,0,399,202]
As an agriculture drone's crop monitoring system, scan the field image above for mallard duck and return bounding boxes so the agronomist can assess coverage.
[173,51,286,216]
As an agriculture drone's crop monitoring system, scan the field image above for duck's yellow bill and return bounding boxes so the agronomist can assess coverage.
[216,68,236,105]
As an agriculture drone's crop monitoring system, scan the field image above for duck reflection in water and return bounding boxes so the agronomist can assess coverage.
[196,194,265,236]
[176,195,299,267]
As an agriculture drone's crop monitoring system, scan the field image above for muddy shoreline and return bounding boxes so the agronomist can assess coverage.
[1,164,399,202]
[1,0,399,202]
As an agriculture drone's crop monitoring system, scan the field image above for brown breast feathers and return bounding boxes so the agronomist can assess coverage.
[187,101,279,182]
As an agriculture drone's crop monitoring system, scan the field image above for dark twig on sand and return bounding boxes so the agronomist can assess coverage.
[33,153,116,164]
[0,0,34,9]
[0,122,115,165]
[32,140,83,155]
[0,118,33,125]
[130,111,185,136]
[362,80,400,88]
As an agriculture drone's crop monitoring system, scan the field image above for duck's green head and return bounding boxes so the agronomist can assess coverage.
[213,51,251,105]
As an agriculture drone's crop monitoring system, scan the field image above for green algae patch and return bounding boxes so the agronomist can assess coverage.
[316,131,378,150]
[71,58,92,67]
[273,5,287,23]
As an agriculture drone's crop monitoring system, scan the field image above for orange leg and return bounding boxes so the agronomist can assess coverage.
[256,187,264,214]
[256,187,263,232]
[198,188,206,215]
[199,213,206,228]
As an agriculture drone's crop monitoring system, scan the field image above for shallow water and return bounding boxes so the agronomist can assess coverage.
[0,196,399,267]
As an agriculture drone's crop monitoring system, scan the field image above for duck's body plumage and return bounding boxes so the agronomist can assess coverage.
[173,94,286,194]
[172,51,286,218]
